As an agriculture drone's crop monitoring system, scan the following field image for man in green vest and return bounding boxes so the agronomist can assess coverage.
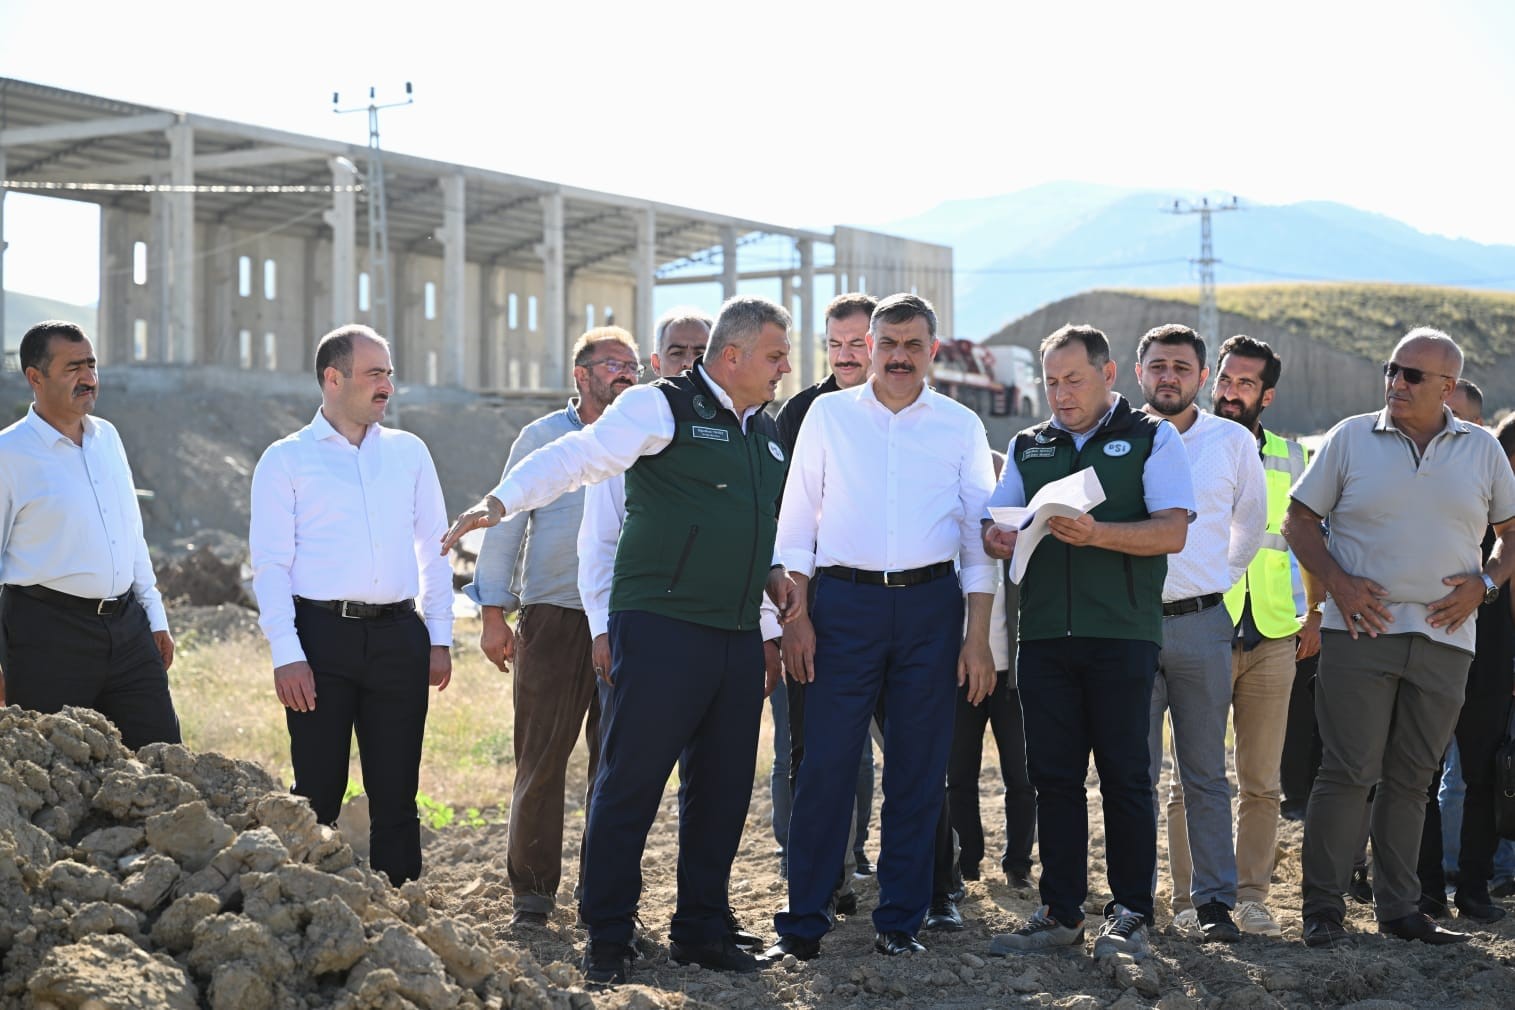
[440,296,798,984]
[983,324,1195,959]
[1162,334,1311,940]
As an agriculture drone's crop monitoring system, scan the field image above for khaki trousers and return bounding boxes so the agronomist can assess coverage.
[1167,633,1297,909]
[507,604,601,912]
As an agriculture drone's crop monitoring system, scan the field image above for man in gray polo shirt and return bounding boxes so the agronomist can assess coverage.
[467,326,643,928]
[1284,327,1515,947]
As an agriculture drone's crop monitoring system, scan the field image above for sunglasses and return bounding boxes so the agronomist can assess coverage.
[1383,361,1455,385]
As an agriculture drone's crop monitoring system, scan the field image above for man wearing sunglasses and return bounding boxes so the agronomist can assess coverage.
[465,326,643,930]
[1285,328,1515,947]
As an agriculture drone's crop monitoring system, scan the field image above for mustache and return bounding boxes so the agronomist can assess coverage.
[884,363,915,373]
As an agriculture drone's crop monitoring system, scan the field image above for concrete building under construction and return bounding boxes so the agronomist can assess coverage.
[0,78,952,395]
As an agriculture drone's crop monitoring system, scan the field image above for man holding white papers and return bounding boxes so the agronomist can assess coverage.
[1136,324,1267,943]
[983,324,1194,959]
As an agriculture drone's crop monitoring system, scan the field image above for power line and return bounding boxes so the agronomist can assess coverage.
[1165,196,1241,341]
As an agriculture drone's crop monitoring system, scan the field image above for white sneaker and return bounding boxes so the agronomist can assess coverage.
[1172,907,1198,932]
[1093,904,1149,959]
[1235,900,1282,938]
[988,906,1085,954]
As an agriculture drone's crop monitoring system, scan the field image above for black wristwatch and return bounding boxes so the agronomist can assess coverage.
[1481,573,1499,605]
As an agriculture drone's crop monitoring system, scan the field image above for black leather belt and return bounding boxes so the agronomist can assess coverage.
[296,596,416,620]
[1163,593,1224,617]
[817,561,955,588]
[5,583,135,616]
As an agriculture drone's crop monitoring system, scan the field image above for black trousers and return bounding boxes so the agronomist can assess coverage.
[1,587,180,749]
[1280,653,1321,813]
[1417,643,1513,901]
[947,673,1035,878]
[581,610,763,948]
[288,600,431,886]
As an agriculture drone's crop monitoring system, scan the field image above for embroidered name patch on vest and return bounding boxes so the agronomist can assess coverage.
[692,425,730,442]
[1021,446,1056,460]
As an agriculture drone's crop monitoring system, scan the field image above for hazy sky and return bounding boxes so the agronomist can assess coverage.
[4,0,1514,305]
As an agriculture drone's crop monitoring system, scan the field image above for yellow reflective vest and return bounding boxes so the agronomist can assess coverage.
[1224,428,1308,639]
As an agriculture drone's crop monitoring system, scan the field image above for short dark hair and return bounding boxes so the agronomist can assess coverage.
[20,320,87,374]
[1494,411,1515,458]
[1040,324,1110,367]
[825,292,877,327]
[1216,334,1282,392]
[654,309,713,353]
[314,324,387,386]
[870,293,937,339]
[1455,378,1484,415]
[1136,323,1207,369]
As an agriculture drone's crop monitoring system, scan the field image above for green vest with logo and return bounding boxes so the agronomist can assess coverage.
[609,369,788,631]
[1223,428,1309,639]
[1013,397,1169,645]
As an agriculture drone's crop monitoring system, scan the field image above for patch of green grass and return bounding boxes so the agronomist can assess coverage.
[1139,282,1515,369]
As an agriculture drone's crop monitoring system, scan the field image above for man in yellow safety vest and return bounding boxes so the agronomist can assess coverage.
[1166,334,1313,940]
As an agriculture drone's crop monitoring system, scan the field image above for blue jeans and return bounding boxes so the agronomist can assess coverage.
[1438,733,1515,881]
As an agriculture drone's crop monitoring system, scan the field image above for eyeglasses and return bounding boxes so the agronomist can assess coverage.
[582,359,644,378]
[1383,361,1454,385]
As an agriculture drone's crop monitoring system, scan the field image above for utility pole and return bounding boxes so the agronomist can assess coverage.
[334,83,413,348]
[1165,196,1239,342]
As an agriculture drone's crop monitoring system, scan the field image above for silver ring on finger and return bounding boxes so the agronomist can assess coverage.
[1350,612,1362,622]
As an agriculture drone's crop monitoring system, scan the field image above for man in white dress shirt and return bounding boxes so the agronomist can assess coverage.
[769,293,998,961]
[1136,323,1267,943]
[441,296,795,984]
[250,324,454,886]
[0,321,179,748]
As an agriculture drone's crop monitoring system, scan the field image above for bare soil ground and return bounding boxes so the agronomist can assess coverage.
[421,725,1515,1010]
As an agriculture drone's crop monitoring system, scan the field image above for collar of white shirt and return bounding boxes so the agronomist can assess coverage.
[305,407,378,447]
[23,405,97,447]
[862,376,936,413]
[696,363,762,427]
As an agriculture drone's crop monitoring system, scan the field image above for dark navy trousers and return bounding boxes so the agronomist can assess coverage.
[777,571,963,940]
[579,609,763,947]
[1017,636,1160,926]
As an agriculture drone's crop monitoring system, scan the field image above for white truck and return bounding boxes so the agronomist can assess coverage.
[932,340,1040,418]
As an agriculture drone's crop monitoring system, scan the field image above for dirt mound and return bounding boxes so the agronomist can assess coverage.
[153,530,254,608]
[0,706,598,1010]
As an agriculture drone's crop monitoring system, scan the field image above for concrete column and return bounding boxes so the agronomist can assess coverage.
[440,173,466,387]
[208,222,233,364]
[167,122,195,363]
[539,191,566,386]
[149,180,171,361]
[720,225,738,301]
[635,206,657,362]
[798,239,815,388]
[327,158,357,328]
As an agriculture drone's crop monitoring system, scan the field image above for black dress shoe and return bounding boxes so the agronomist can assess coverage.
[960,862,981,882]
[1303,915,1350,948]
[725,908,763,949]
[582,942,634,984]
[763,935,821,961]
[922,897,965,932]
[1006,871,1034,891]
[668,935,761,972]
[1347,867,1373,904]
[1418,894,1453,920]
[834,891,858,916]
[854,852,874,876]
[1454,892,1508,924]
[874,930,926,956]
[1379,912,1469,945]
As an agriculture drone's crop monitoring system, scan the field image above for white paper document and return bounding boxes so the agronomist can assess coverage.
[989,467,1107,584]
